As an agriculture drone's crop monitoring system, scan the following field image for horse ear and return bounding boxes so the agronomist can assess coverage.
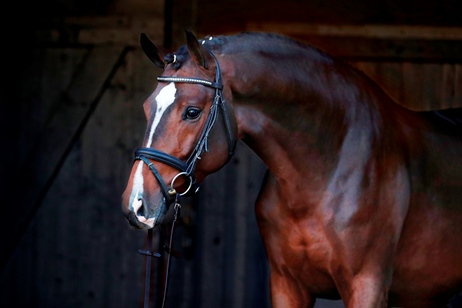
[140,33,167,68]
[185,29,214,70]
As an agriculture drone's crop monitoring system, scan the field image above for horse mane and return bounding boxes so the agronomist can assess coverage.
[166,32,337,69]
[210,32,337,64]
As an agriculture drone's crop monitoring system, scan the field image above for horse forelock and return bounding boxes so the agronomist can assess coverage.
[163,45,189,69]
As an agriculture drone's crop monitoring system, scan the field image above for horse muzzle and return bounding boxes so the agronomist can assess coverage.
[123,196,168,229]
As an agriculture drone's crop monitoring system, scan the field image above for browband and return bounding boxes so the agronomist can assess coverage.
[156,76,223,90]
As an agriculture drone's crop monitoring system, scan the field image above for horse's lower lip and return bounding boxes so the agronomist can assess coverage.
[123,199,167,229]
[126,211,153,229]
[136,216,155,228]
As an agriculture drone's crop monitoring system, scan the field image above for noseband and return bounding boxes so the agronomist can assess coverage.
[134,50,235,205]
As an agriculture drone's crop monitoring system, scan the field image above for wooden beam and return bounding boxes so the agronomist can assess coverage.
[246,23,462,62]
[33,16,164,46]
[247,23,462,40]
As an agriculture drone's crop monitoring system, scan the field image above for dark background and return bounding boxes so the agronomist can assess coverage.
[1,0,462,307]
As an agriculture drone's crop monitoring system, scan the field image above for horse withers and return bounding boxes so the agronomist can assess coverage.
[121,29,462,307]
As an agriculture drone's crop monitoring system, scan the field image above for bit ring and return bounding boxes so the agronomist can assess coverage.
[170,172,193,196]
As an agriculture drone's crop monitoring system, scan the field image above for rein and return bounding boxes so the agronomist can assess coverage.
[136,49,234,308]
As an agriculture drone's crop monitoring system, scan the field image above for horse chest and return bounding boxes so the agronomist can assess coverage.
[257,205,340,292]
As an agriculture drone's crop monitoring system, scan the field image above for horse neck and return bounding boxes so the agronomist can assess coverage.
[224,51,388,186]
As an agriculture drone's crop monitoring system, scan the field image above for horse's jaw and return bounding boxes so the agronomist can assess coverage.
[124,198,168,230]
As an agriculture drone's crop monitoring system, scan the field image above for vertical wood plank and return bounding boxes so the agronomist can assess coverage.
[453,64,462,109]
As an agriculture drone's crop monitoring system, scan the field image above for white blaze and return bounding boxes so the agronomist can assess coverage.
[146,82,177,147]
[129,83,177,226]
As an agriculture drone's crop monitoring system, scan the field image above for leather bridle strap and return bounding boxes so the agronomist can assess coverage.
[138,201,180,308]
[136,155,176,203]
[135,149,190,204]
[136,148,188,171]
[161,202,181,308]
[143,229,154,308]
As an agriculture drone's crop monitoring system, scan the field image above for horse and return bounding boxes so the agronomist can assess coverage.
[121,29,462,307]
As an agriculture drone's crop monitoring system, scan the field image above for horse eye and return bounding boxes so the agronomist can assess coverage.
[184,107,202,120]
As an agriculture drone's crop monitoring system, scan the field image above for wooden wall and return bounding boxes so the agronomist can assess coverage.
[0,41,161,307]
[0,12,273,308]
[1,0,462,307]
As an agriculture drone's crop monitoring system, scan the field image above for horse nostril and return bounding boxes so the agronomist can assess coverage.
[136,204,146,217]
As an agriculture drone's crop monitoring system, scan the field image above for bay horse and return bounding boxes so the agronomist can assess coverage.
[121,29,462,307]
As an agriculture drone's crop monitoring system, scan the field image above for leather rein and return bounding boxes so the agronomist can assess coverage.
[136,49,234,308]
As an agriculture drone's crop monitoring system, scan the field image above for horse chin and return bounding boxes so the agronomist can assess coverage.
[125,199,168,230]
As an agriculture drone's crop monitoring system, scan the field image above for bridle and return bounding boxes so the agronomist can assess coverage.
[135,51,235,204]
[135,48,235,308]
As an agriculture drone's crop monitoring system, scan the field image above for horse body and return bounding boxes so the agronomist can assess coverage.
[390,127,462,306]
[227,35,462,306]
[122,31,462,307]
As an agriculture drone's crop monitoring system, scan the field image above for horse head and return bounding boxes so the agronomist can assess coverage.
[122,30,238,229]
